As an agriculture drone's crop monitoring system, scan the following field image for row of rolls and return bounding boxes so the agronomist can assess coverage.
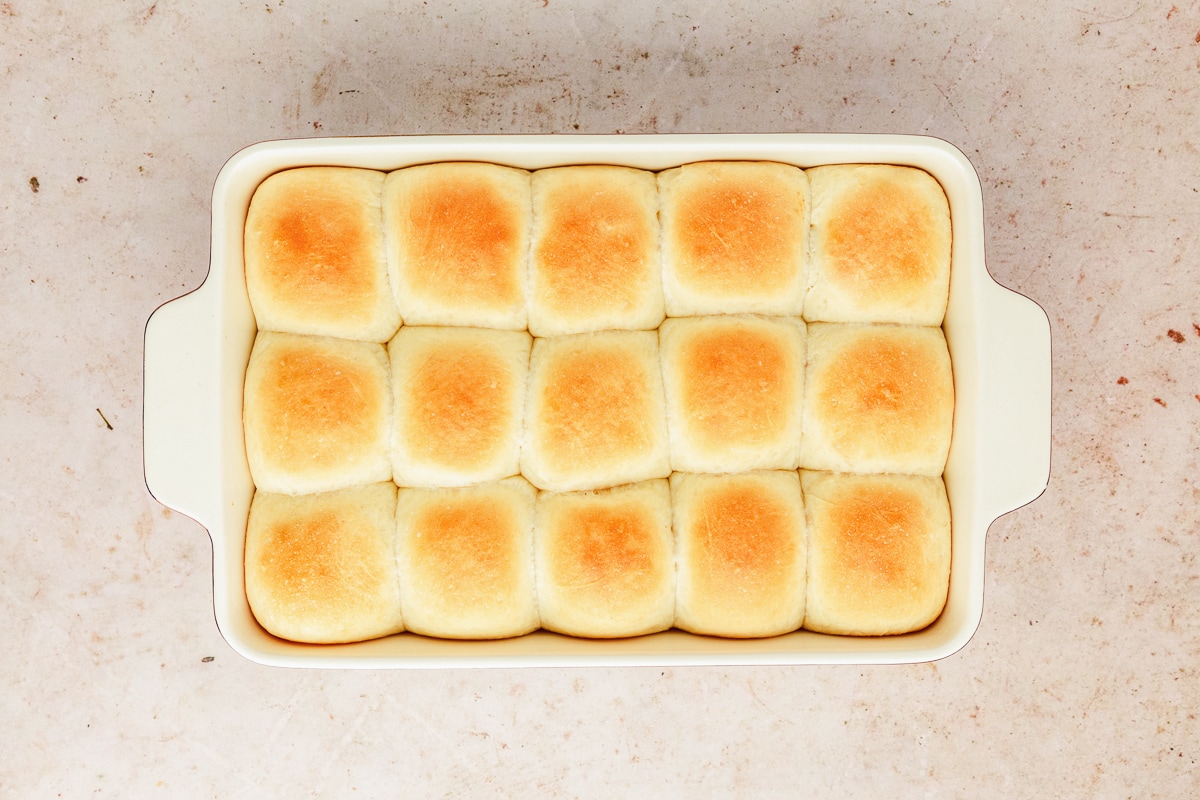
[246,470,951,644]
[244,159,952,344]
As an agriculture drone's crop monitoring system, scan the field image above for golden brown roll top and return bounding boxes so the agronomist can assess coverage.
[243,332,392,495]
[244,482,403,644]
[534,480,675,638]
[671,471,807,638]
[800,323,954,476]
[384,162,530,330]
[801,471,951,636]
[529,165,664,336]
[389,326,531,488]
[395,477,539,639]
[244,167,400,342]
[522,330,670,492]
[660,315,806,474]
[805,165,952,325]
[659,161,809,317]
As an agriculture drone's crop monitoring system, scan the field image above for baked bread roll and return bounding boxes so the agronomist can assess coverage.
[395,477,539,639]
[534,480,674,638]
[243,332,392,495]
[660,315,806,474]
[522,330,670,492]
[801,471,951,636]
[800,323,953,475]
[389,326,531,488]
[384,162,530,330]
[671,471,806,638]
[528,165,664,336]
[805,165,951,325]
[244,167,400,342]
[244,482,403,644]
[658,161,809,317]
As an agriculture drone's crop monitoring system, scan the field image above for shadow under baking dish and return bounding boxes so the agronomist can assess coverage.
[143,133,1052,669]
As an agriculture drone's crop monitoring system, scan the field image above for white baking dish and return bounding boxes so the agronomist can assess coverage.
[143,134,1051,668]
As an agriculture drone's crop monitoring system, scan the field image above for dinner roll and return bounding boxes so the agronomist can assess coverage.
[389,326,531,488]
[660,315,806,473]
[534,480,674,638]
[805,165,951,325]
[659,161,809,317]
[244,482,403,644]
[801,471,951,636]
[671,471,806,638]
[522,330,670,492]
[243,332,392,495]
[244,167,399,342]
[384,162,530,330]
[528,165,664,336]
[395,477,539,639]
[800,323,954,476]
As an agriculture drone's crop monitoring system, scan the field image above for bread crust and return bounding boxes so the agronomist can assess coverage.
[671,471,806,638]
[243,332,392,495]
[384,162,530,329]
[389,326,530,488]
[529,165,663,336]
[245,167,399,341]
[245,482,403,643]
[395,478,539,639]
[801,471,951,635]
[659,161,808,316]
[805,165,951,325]
[660,315,806,473]
[800,323,954,475]
[534,480,675,638]
[522,331,670,492]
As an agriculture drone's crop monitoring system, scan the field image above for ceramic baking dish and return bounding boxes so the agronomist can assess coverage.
[143,133,1051,668]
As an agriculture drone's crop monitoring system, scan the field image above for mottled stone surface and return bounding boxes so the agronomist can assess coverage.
[2,1,1198,796]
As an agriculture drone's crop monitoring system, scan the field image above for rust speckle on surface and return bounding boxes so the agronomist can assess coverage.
[1193,323,1200,338]
[1168,329,1186,343]
[29,177,39,193]
[1117,376,1129,385]
[1154,397,1167,407]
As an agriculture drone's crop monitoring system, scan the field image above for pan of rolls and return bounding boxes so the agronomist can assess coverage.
[144,134,1051,667]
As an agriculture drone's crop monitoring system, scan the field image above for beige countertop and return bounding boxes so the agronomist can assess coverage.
[3,1,1198,796]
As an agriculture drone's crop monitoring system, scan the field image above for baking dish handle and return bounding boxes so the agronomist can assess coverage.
[975,280,1052,521]
[143,283,222,530]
